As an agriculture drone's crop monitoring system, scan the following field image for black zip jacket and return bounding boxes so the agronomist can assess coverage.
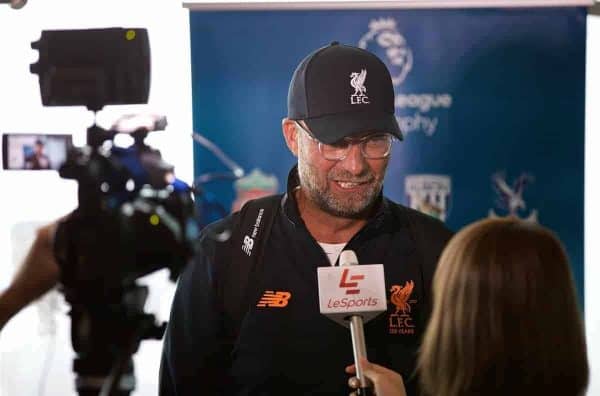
[160,168,453,396]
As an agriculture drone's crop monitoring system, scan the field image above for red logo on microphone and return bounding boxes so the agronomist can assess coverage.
[339,268,365,295]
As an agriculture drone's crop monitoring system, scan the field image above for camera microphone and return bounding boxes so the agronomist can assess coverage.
[317,250,388,396]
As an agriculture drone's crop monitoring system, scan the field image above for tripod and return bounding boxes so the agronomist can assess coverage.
[67,284,165,396]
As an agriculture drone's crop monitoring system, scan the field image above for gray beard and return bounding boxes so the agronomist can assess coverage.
[297,161,383,219]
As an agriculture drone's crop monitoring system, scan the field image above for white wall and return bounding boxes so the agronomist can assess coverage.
[0,2,598,396]
[585,14,600,396]
[0,1,192,395]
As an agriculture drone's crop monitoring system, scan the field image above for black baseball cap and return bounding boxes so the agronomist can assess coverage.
[287,41,402,144]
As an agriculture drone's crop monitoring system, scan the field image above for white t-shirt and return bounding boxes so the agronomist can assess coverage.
[318,242,347,266]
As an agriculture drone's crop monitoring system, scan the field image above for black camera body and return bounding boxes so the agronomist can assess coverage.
[55,125,197,295]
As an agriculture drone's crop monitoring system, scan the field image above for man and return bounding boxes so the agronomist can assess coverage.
[159,42,452,395]
[24,139,51,170]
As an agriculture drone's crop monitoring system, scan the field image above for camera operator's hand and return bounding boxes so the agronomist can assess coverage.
[346,357,407,396]
[0,221,61,332]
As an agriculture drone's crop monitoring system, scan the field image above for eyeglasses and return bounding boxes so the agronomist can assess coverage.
[294,121,394,161]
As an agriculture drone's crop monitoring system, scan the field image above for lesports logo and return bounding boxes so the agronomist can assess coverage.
[339,268,365,295]
[256,291,291,308]
[389,281,417,335]
[358,18,412,86]
[350,69,370,105]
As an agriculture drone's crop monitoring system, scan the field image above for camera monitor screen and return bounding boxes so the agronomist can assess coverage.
[2,133,72,171]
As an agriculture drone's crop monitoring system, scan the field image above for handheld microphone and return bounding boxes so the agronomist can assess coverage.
[340,251,370,396]
[317,250,387,396]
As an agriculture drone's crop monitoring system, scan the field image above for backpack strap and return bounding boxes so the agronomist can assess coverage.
[223,194,282,329]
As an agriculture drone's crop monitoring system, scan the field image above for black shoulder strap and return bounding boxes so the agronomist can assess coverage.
[389,202,454,325]
[389,201,453,266]
[389,203,431,316]
[223,194,281,329]
[389,203,427,258]
[401,207,429,264]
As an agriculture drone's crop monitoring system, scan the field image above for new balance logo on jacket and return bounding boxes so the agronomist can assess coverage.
[256,291,291,307]
[242,235,254,256]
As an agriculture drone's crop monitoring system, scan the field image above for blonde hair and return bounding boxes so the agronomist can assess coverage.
[418,217,588,396]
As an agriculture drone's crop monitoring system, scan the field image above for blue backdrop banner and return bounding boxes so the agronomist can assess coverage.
[189,7,586,306]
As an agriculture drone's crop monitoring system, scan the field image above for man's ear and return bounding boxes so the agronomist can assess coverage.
[282,118,299,157]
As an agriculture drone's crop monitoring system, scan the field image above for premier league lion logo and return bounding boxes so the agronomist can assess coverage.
[358,18,413,86]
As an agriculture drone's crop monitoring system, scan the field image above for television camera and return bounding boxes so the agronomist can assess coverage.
[28,28,198,396]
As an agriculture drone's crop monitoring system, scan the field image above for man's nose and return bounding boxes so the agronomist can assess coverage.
[338,144,367,175]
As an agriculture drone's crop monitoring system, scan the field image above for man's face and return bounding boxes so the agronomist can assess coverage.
[35,143,44,154]
[296,125,389,218]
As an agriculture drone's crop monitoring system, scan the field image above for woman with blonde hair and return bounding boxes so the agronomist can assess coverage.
[347,217,589,396]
